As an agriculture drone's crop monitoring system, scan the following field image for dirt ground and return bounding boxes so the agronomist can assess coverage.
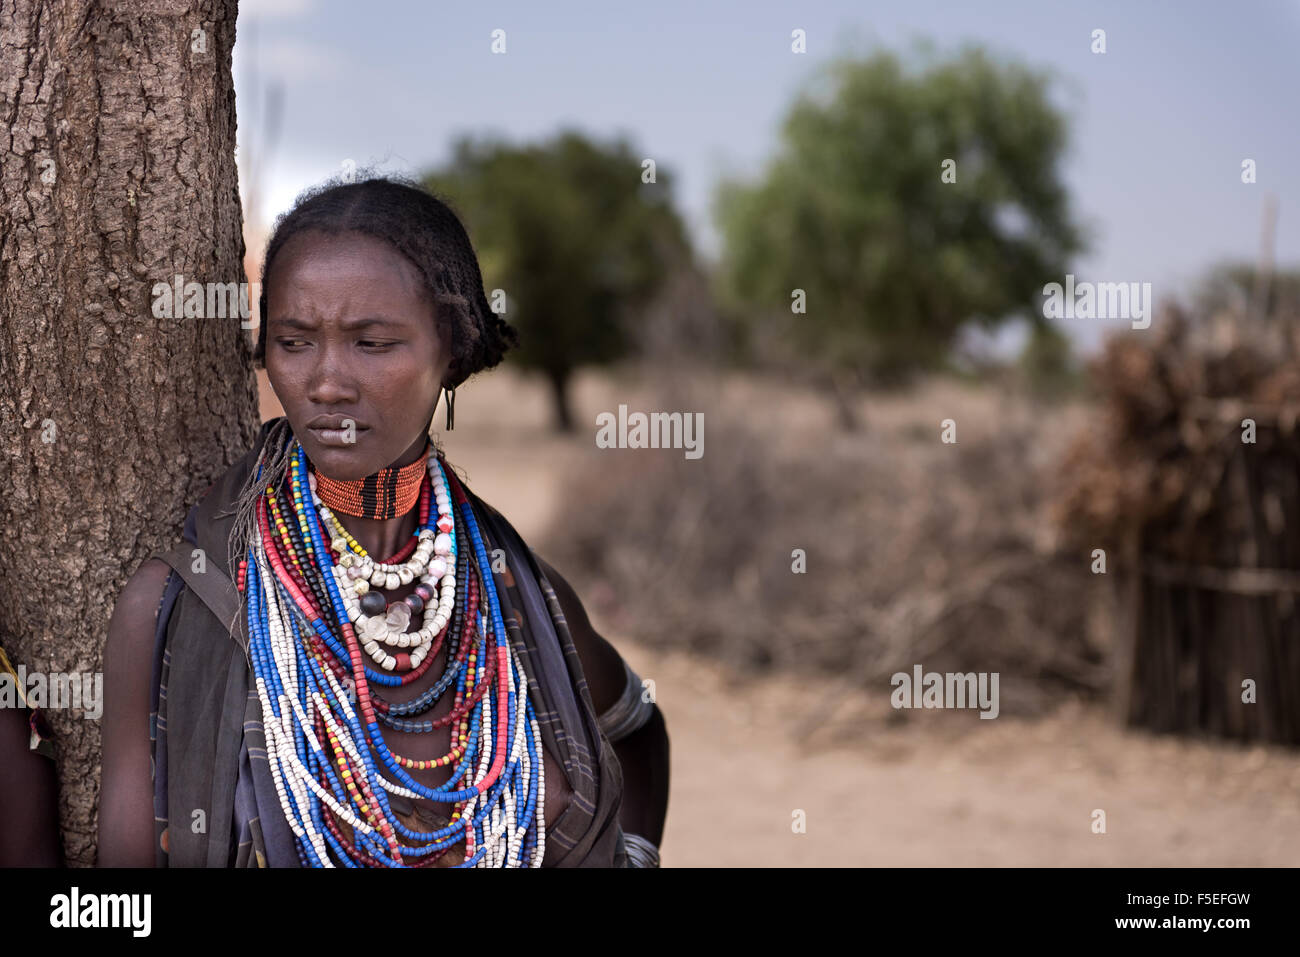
[628,641,1300,866]
[259,366,1300,866]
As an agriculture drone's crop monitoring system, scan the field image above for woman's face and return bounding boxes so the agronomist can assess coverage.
[264,229,451,480]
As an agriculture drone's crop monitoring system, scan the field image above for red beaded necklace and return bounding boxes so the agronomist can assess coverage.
[313,442,429,520]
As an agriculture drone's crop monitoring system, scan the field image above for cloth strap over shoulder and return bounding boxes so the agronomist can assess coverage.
[150,543,249,657]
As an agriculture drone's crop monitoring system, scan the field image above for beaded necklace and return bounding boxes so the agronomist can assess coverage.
[240,436,546,867]
[314,449,427,520]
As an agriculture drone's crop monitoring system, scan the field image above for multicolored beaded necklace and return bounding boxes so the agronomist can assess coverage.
[314,451,426,521]
[238,435,546,867]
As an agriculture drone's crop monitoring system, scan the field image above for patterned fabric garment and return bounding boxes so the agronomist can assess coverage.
[148,418,627,867]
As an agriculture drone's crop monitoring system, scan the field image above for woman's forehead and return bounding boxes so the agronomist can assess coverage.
[270,232,431,311]
[276,230,418,277]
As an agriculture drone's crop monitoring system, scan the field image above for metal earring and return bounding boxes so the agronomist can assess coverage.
[444,386,455,430]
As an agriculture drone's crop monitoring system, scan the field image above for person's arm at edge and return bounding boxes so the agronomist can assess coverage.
[0,695,62,866]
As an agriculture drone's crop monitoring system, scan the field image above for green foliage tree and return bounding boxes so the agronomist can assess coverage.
[714,45,1085,427]
[424,130,691,430]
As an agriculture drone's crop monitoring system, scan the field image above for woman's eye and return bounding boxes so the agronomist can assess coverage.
[359,341,395,350]
[276,339,308,350]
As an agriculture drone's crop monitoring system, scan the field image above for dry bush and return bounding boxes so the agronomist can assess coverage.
[547,385,1105,715]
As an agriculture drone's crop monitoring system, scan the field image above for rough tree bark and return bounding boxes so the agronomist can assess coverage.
[0,0,256,866]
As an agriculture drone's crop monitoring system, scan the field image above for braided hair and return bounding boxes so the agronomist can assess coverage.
[229,173,517,586]
[252,172,518,388]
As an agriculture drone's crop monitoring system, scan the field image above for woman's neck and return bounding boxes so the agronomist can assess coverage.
[318,431,430,561]
[340,509,419,564]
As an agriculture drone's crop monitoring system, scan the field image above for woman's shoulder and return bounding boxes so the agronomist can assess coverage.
[121,557,175,606]
[104,557,174,688]
[111,419,285,651]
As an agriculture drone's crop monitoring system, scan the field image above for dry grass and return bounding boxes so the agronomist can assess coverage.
[544,365,1107,716]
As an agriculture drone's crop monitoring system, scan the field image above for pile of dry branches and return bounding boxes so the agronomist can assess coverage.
[1050,305,1300,569]
[1049,304,1300,743]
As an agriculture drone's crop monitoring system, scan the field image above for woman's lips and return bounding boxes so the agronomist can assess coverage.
[308,426,367,447]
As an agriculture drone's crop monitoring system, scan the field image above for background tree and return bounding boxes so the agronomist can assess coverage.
[0,1,257,865]
[714,45,1085,428]
[1016,321,1081,400]
[425,130,692,431]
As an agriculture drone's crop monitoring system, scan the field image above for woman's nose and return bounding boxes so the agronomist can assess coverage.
[306,346,358,403]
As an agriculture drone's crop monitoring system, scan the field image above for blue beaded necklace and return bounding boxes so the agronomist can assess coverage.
[241,438,546,867]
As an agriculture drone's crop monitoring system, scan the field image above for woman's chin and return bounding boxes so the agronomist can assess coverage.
[300,433,378,479]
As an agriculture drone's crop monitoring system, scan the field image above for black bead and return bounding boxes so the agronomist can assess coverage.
[359,591,387,616]
[405,593,424,614]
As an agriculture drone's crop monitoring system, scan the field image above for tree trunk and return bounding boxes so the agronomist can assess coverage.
[547,366,574,432]
[0,0,256,866]
[828,367,862,432]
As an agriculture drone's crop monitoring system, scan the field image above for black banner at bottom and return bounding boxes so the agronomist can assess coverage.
[3,866,1282,943]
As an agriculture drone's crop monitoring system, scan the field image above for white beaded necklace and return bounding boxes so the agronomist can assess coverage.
[311,461,458,671]
[247,443,546,867]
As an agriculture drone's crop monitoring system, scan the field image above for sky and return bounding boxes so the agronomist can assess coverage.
[233,0,1300,355]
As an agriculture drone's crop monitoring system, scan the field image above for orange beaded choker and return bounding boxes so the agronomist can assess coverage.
[312,442,429,519]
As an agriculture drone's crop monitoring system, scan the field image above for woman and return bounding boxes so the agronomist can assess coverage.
[99,176,669,867]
